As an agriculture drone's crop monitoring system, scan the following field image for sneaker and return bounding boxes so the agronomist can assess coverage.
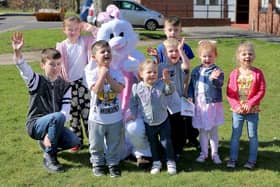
[108,165,121,177]
[43,153,64,173]
[244,161,256,170]
[150,161,162,174]
[93,165,107,176]
[137,157,151,169]
[195,153,207,163]
[212,155,222,164]
[167,161,177,175]
[226,160,236,168]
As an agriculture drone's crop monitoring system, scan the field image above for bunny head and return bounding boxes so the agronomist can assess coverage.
[96,5,139,68]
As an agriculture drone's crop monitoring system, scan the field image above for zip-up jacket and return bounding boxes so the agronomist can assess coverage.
[15,58,71,138]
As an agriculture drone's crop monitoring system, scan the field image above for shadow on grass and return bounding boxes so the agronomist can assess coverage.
[176,140,280,173]
[59,146,91,170]
[56,139,279,173]
[58,146,146,173]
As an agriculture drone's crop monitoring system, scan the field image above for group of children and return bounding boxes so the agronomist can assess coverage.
[11,15,266,177]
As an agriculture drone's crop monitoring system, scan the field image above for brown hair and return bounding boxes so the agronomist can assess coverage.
[41,48,61,64]
[235,41,255,62]
[197,40,218,57]
[138,59,158,80]
[91,40,110,55]
[164,16,181,27]
[63,15,81,28]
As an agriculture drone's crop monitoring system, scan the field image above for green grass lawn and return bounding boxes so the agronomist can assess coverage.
[0,29,279,186]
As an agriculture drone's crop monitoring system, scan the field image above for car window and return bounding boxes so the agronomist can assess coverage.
[121,1,134,10]
[118,1,144,11]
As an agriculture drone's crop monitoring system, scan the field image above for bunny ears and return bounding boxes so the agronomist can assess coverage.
[97,4,120,23]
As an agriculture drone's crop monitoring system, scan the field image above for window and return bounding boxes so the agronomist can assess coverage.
[261,0,269,8]
[121,2,134,10]
[210,0,218,5]
[196,0,206,5]
[196,0,219,6]
[276,0,280,8]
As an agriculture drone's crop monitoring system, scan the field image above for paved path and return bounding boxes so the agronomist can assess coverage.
[1,26,280,65]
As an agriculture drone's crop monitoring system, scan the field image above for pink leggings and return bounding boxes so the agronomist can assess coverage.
[199,126,219,158]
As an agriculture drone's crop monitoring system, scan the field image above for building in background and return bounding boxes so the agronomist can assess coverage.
[3,0,280,35]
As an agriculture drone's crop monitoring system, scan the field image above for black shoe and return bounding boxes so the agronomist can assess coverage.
[43,153,64,173]
[93,165,107,176]
[109,165,121,177]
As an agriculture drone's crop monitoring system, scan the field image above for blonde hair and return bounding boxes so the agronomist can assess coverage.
[138,59,158,80]
[197,40,218,57]
[235,41,255,62]
[63,15,81,28]
[163,38,179,49]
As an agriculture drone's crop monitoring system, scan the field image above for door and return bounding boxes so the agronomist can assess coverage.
[236,0,249,23]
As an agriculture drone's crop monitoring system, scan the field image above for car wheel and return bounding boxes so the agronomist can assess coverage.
[145,20,158,31]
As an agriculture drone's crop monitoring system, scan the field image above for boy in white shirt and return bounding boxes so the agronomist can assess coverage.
[84,40,125,177]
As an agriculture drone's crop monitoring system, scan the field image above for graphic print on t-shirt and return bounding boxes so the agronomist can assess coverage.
[95,82,119,114]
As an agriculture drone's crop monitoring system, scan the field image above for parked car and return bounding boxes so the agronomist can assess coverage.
[113,0,164,30]
[0,0,8,7]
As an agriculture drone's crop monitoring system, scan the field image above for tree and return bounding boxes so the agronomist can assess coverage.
[75,0,80,14]
[94,0,113,15]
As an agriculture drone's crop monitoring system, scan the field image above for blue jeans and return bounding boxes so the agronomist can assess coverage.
[229,112,259,163]
[33,112,80,155]
[145,118,175,162]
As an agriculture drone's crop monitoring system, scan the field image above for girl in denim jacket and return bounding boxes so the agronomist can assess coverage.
[187,40,224,164]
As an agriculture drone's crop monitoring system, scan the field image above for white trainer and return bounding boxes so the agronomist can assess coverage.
[167,161,177,175]
[196,153,207,163]
[150,161,162,174]
[212,155,222,164]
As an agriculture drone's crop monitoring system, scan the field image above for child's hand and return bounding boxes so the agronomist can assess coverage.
[43,134,51,148]
[11,32,24,51]
[210,69,222,80]
[147,47,158,57]
[80,21,95,32]
[126,115,136,123]
[178,37,185,51]
[187,98,193,103]
[241,103,251,114]
[235,106,244,113]
[99,66,109,77]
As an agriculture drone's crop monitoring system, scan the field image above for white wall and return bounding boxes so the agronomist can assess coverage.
[193,0,236,22]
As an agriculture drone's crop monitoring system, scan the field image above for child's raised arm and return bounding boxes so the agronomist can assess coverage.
[11,32,24,61]
[11,32,39,91]
[147,47,160,64]
[178,38,190,71]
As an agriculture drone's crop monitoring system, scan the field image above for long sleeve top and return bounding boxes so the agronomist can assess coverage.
[188,64,224,104]
[227,67,266,112]
[15,58,71,138]
[129,80,174,126]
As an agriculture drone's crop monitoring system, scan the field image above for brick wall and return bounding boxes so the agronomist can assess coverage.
[139,0,193,17]
[249,0,280,35]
